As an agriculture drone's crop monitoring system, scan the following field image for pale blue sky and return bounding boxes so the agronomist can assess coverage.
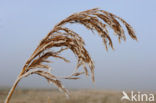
[0,0,156,91]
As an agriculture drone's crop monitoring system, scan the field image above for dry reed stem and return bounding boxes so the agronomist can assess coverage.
[5,8,137,103]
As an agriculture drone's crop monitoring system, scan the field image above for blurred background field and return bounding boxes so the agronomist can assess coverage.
[0,89,155,103]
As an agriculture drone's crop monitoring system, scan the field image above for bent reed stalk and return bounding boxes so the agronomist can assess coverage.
[5,8,137,103]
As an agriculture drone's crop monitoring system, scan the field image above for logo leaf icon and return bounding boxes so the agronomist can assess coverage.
[121,91,130,101]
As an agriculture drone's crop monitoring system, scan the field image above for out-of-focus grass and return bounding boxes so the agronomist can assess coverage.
[0,89,155,103]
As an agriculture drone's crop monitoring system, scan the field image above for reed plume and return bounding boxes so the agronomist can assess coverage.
[5,8,137,103]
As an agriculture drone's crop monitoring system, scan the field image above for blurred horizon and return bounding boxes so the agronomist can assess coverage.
[0,0,156,91]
